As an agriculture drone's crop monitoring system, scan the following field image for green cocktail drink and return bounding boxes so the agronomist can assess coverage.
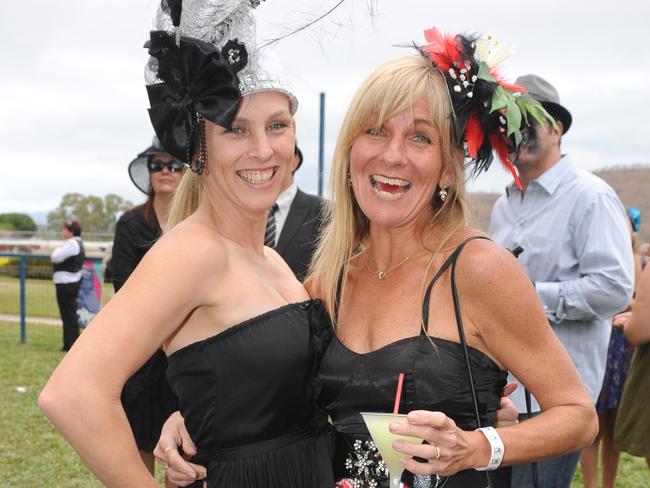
[361,412,418,487]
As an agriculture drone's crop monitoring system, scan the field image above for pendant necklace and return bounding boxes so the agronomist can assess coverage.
[365,229,434,280]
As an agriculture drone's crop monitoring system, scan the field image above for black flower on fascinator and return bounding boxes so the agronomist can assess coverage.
[145,30,241,164]
[145,31,179,82]
[221,39,248,73]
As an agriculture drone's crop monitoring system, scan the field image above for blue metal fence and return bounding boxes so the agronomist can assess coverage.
[0,253,105,344]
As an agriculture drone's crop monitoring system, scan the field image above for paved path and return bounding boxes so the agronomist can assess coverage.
[0,313,61,326]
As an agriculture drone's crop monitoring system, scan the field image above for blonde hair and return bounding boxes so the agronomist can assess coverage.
[166,170,202,230]
[307,54,470,321]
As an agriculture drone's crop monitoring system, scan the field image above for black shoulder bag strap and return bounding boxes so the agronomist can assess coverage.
[447,236,495,488]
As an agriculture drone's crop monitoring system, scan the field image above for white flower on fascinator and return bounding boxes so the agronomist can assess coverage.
[474,35,515,69]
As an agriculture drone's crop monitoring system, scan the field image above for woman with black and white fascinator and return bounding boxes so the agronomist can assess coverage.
[38,1,333,486]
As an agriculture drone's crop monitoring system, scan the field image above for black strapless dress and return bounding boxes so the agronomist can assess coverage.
[166,300,334,487]
[318,237,512,488]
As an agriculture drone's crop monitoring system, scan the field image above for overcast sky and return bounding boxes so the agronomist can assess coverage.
[1,0,648,223]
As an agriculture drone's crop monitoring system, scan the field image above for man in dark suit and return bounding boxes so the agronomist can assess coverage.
[266,144,325,281]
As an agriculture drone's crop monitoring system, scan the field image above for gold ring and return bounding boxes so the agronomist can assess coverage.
[434,445,441,461]
[163,446,177,454]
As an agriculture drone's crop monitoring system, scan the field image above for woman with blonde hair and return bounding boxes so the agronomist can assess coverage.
[308,39,597,486]
[38,1,333,486]
[156,28,597,488]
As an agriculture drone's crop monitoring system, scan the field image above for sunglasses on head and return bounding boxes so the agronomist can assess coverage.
[147,159,185,173]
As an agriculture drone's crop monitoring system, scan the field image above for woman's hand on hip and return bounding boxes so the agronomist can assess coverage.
[153,411,207,486]
[495,382,519,428]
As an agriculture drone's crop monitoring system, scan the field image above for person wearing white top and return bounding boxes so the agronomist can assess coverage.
[51,219,84,351]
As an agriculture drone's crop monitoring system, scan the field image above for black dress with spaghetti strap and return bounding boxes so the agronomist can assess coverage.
[166,300,334,487]
[318,237,512,488]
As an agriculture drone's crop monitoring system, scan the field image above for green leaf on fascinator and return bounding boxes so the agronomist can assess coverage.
[477,62,497,83]
[490,85,510,112]
[516,94,558,131]
[506,99,522,136]
[535,104,558,131]
[515,95,532,125]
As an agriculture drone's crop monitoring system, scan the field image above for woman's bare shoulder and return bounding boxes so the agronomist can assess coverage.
[452,232,533,299]
[146,218,228,272]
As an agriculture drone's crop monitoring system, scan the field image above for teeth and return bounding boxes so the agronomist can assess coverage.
[237,168,275,184]
[371,174,410,187]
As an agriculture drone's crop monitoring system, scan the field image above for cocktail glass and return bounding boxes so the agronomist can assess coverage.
[361,412,418,488]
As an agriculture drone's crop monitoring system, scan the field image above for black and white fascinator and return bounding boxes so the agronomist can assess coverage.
[144,0,298,174]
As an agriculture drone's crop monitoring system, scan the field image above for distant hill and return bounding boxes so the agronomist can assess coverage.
[469,165,650,245]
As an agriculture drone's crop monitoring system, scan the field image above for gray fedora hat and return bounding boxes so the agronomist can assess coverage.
[128,136,169,195]
[515,74,572,134]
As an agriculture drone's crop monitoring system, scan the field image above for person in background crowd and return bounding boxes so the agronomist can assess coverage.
[579,207,643,488]
[51,219,84,352]
[613,262,650,472]
[264,143,325,281]
[101,244,113,285]
[489,74,634,488]
[110,138,184,486]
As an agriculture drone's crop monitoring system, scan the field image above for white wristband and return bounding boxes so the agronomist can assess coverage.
[474,426,504,471]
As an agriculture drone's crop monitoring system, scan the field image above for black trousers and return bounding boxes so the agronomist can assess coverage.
[55,281,81,350]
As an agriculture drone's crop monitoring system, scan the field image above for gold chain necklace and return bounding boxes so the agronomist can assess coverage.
[365,229,434,280]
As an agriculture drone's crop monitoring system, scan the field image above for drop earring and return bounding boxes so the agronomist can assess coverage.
[438,186,448,202]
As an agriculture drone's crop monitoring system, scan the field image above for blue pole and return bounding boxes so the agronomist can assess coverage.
[19,255,26,344]
[318,92,325,197]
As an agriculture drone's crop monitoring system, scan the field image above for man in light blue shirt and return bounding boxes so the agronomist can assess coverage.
[489,74,634,488]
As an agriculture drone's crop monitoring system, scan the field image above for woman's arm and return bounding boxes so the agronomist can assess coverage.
[393,239,596,475]
[38,226,221,487]
[466,241,597,460]
[623,264,650,346]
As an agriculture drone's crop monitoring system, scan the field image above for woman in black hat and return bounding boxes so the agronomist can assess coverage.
[111,139,184,485]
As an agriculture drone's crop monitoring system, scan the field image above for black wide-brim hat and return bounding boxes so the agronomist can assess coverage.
[128,136,168,194]
[515,74,572,134]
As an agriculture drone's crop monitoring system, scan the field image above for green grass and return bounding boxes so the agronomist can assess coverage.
[0,321,165,486]
[572,454,649,486]
[0,276,113,318]
[1,320,648,486]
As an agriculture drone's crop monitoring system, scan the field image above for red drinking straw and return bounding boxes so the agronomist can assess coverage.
[393,372,405,415]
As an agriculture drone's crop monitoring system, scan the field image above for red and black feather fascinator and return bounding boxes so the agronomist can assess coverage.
[419,27,555,189]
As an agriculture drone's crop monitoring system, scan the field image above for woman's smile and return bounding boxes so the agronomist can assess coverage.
[236,166,279,186]
[370,174,412,199]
